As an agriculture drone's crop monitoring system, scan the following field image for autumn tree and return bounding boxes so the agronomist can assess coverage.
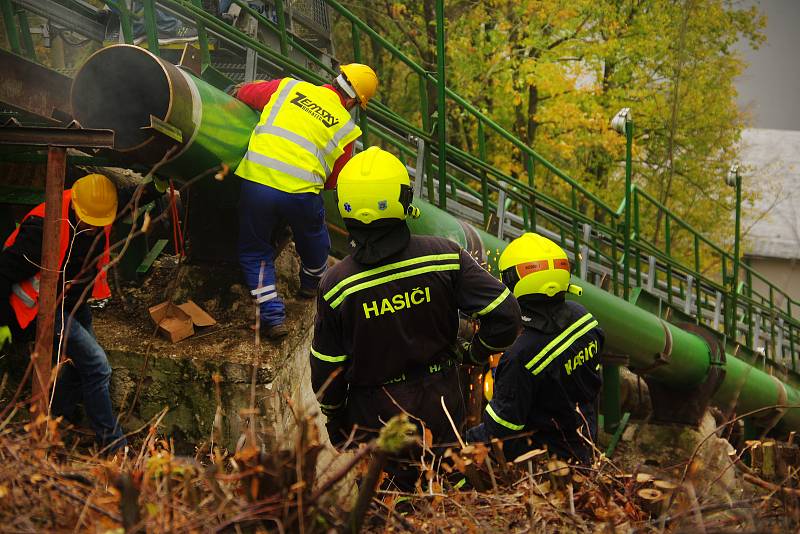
[333,0,765,265]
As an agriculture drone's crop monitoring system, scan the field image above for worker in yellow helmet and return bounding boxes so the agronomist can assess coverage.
[310,147,521,491]
[232,63,378,340]
[0,173,126,451]
[466,233,604,464]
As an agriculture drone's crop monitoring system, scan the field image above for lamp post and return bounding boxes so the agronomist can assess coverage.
[603,108,632,434]
[726,163,741,340]
[611,108,633,300]
[435,0,447,209]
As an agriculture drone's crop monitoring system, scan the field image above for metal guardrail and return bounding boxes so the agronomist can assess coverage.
[1,0,799,379]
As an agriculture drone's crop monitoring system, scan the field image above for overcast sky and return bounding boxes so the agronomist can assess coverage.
[736,0,800,130]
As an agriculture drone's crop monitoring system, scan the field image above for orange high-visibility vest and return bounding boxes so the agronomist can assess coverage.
[3,189,111,329]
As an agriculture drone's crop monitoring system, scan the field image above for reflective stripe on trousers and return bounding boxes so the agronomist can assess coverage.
[11,282,35,307]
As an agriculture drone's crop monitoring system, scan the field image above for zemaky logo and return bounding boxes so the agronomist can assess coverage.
[290,92,341,128]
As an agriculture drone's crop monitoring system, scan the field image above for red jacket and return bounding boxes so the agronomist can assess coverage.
[236,80,355,190]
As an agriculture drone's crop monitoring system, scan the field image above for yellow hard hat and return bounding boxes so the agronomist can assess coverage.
[336,146,420,224]
[339,63,378,110]
[483,353,501,401]
[71,173,118,226]
[498,233,582,298]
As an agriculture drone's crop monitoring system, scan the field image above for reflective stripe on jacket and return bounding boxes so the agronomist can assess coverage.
[235,78,362,194]
[3,189,112,329]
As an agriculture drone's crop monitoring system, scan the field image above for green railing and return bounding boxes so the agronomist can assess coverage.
[1,0,799,374]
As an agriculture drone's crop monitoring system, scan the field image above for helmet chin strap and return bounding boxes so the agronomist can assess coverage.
[336,73,357,98]
[406,204,421,219]
[567,284,583,296]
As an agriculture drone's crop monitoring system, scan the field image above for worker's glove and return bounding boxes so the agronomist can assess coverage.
[153,177,169,193]
[225,81,248,97]
[461,337,493,366]
[0,325,12,350]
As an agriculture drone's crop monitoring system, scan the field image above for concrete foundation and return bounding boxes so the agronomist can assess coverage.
[96,245,329,453]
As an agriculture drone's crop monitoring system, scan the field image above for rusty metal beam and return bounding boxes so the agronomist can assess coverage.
[31,146,65,421]
[0,120,114,148]
[0,49,72,122]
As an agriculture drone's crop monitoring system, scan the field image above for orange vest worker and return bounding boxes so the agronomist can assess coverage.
[3,189,111,329]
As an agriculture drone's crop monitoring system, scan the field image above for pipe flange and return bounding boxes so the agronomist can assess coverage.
[634,319,673,374]
[677,322,727,368]
[643,321,728,427]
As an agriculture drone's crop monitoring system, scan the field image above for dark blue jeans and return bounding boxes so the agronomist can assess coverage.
[50,304,126,451]
[238,180,330,326]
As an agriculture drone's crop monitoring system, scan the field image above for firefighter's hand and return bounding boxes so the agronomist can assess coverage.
[0,326,12,349]
[466,338,492,365]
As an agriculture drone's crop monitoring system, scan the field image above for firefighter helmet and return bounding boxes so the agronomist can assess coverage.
[498,233,583,298]
[336,146,420,224]
[71,173,118,227]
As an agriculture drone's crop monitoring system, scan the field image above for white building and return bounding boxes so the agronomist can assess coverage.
[740,128,800,303]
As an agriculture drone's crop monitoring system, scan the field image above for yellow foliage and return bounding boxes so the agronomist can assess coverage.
[332,0,766,246]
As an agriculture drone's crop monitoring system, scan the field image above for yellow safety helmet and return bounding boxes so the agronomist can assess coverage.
[71,173,118,227]
[336,146,420,224]
[498,233,582,298]
[483,353,501,402]
[339,63,378,110]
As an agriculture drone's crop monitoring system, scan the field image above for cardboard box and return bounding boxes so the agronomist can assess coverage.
[148,300,217,343]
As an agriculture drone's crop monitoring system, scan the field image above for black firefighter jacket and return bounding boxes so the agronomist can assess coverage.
[311,234,521,447]
[467,298,604,463]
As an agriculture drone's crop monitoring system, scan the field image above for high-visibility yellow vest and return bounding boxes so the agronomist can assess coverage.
[235,78,362,194]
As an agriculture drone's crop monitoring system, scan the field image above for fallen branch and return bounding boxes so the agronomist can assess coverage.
[744,473,800,497]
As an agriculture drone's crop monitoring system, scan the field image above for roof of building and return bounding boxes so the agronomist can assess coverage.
[740,128,800,260]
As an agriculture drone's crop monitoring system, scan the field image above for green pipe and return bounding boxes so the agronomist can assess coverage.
[71,45,258,180]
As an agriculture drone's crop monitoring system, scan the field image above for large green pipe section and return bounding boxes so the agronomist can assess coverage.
[70,47,800,436]
[570,281,800,431]
[71,45,258,179]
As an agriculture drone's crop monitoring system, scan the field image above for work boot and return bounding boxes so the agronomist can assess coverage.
[134,21,199,46]
[262,323,289,340]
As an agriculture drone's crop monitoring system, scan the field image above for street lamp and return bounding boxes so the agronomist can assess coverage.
[611,107,631,135]
[604,108,633,435]
[727,163,742,340]
[611,108,633,300]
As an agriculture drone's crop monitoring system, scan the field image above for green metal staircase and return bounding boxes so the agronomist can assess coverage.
[2,0,800,426]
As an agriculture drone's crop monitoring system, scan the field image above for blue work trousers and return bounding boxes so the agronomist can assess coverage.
[51,304,127,451]
[238,180,330,326]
